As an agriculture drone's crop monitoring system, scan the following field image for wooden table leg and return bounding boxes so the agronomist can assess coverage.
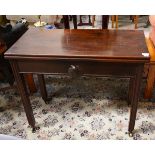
[37,74,51,103]
[144,64,155,99]
[38,74,47,101]
[127,77,134,105]
[128,65,143,136]
[25,73,37,94]
[10,61,38,132]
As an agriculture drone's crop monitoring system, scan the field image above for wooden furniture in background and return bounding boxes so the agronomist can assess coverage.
[92,15,95,27]
[62,15,70,29]
[63,15,109,29]
[133,15,138,29]
[5,28,149,136]
[92,15,109,28]
[78,15,92,26]
[112,15,139,29]
[102,15,109,29]
[111,15,117,29]
[144,38,155,99]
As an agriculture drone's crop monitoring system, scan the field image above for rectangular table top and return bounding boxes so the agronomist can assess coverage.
[5,28,149,62]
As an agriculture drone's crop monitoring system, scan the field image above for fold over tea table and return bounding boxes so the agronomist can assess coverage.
[5,28,149,136]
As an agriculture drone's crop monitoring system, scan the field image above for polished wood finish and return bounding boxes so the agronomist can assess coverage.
[5,28,149,134]
[144,38,155,98]
[5,28,148,61]
[128,65,143,132]
[10,61,35,129]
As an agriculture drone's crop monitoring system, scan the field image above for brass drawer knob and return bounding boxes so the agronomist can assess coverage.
[68,65,81,78]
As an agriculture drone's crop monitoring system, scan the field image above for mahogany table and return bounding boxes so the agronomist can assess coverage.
[5,28,149,136]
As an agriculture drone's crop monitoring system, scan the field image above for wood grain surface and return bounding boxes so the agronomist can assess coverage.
[5,28,149,62]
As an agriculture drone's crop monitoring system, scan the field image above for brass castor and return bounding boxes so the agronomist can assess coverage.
[129,132,134,137]
[32,126,40,133]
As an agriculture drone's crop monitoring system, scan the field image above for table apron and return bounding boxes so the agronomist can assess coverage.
[15,60,144,77]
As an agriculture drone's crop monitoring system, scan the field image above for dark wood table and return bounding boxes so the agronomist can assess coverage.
[5,28,149,136]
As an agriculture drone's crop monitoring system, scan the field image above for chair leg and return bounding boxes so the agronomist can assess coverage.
[92,15,95,27]
[102,15,109,29]
[144,64,155,99]
[72,15,77,29]
[25,74,37,94]
[63,15,70,29]
[111,15,115,28]
[115,15,118,29]
[88,15,91,24]
[134,15,138,29]
[78,15,83,26]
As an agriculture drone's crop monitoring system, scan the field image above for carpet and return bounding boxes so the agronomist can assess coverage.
[0,75,155,140]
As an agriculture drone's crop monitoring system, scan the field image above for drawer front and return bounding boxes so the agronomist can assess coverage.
[17,59,140,77]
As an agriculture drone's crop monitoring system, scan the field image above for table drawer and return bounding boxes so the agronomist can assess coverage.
[17,59,140,77]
